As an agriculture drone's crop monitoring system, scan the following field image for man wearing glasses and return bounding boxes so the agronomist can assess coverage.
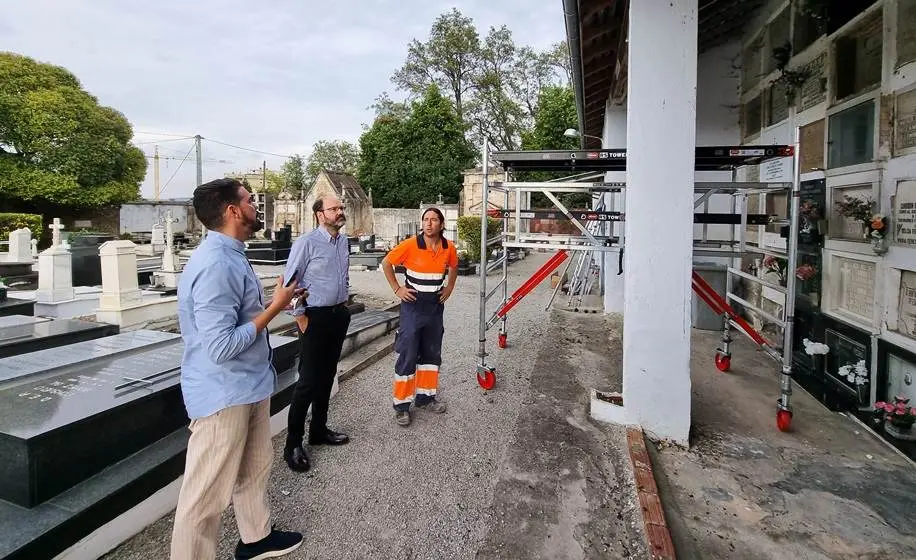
[282,194,351,472]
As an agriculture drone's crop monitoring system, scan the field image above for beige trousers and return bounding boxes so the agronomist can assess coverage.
[170,398,273,560]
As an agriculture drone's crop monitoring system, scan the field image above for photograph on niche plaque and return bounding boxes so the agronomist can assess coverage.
[824,328,870,406]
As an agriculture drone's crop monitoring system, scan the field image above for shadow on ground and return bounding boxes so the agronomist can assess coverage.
[652,328,916,560]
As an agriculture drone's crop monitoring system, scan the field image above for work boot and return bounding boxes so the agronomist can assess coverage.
[395,410,411,426]
[416,399,446,413]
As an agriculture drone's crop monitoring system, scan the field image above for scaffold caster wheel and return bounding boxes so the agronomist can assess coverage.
[497,333,507,349]
[477,368,496,390]
[776,409,793,432]
[714,353,731,372]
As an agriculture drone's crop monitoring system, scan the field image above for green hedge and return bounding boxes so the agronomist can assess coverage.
[456,215,501,262]
[0,213,42,242]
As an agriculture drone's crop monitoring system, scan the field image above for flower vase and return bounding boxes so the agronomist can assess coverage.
[885,419,916,441]
[871,236,888,255]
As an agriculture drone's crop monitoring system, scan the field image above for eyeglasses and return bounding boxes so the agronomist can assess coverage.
[323,205,346,213]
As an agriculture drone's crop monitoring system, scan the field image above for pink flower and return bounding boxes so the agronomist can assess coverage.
[897,402,908,412]
[911,408,916,416]
[875,401,887,409]
[884,403,896,413]
[896,409,906,416]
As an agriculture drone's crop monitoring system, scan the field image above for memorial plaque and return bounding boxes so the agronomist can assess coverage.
[834,256,875,321]
[0,317,119,359]
[898,0,916,67]
[895,180,916,246]
[799,119,825,172]
[896,89,916,153]
[0,333,298,507]
[825,327,869,405]
[800,54,827,111]
[899,271,916,340]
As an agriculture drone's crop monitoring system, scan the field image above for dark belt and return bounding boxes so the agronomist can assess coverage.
[306,302,347,313]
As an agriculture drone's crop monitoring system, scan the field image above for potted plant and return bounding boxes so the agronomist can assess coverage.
[834,195,888,254]
[762,255,787,286]
[795,263,818,303]
[873,396,916,440]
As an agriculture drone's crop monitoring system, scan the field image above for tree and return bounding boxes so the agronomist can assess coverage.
[390,11,572,152]
[304,140,360,187]
[280,154,307,195]
[391,8,480,122]
[518,86,584,208]
[0,52,146,208]
[358,85,475,208]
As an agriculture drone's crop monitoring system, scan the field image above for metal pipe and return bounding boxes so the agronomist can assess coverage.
[562,0,586,149]
[779,127,803,411]
[478,141,490,364]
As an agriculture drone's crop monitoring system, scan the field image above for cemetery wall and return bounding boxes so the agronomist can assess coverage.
[734,0,916,410]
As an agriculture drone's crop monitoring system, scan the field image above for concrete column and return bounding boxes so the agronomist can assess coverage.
[623,0,697,445]
[602,102,626,313]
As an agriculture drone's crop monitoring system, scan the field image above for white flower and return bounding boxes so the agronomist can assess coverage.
[803,338,829,355]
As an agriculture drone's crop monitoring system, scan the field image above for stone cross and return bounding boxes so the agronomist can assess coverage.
[49,218,65,248]
[30,239,38,258]
[163,210,179,272]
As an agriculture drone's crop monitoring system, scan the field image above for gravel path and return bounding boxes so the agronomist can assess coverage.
[104,253,642,559]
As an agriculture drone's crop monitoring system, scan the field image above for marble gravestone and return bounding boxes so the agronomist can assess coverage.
[36,218,75,304]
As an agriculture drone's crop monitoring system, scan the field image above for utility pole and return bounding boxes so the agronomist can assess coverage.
[194,135,203,187]
[262,160,267,191]
[153,145,160,201]
[196,134,206,239]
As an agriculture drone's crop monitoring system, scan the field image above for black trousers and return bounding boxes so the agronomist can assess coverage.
[285,304,350,449]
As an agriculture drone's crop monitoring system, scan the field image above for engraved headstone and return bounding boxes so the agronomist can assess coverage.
[835,256,875,321]
[895,180,916,246]
[899,271,916,340]
[0,332,297,508]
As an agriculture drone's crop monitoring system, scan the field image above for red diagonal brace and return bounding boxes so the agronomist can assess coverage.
[691,270,768,346]
[496,250,569,318]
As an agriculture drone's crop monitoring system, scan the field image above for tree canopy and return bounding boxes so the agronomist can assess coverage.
[389,9,570,151]
[0,52,146,208]
[358,85,475,208]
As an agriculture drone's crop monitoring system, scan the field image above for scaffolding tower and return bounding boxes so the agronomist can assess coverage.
[476,132,802,432]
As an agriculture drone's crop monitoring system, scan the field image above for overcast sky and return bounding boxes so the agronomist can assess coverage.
[2,1,565,200]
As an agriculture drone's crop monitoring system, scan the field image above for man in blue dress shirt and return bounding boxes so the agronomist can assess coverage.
[282,194,352,472]
[171,178,303,560]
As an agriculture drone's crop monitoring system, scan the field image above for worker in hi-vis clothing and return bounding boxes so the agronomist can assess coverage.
[381,207,459,427]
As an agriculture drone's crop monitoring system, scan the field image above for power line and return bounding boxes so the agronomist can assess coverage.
[135,130,195,138]
[205,138,293,159]
[159,143,195,196]
[135,136,195,145]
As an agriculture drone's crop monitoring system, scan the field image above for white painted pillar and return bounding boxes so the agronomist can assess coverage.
[602,102,627,313]
[623,0,697,445]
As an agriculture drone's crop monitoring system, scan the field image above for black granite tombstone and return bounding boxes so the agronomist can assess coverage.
[244,235,292,265]
[0,316,119,358]
[70,233,116,286]
[0,296,34,317]
[0,332,298,508]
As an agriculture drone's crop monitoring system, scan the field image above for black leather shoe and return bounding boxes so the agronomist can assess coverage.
[283,446,310,472]
[308,429,349,446]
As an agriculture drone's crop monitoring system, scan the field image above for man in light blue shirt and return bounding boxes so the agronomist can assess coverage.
[171,178,303,560]
[282,194,351,472]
